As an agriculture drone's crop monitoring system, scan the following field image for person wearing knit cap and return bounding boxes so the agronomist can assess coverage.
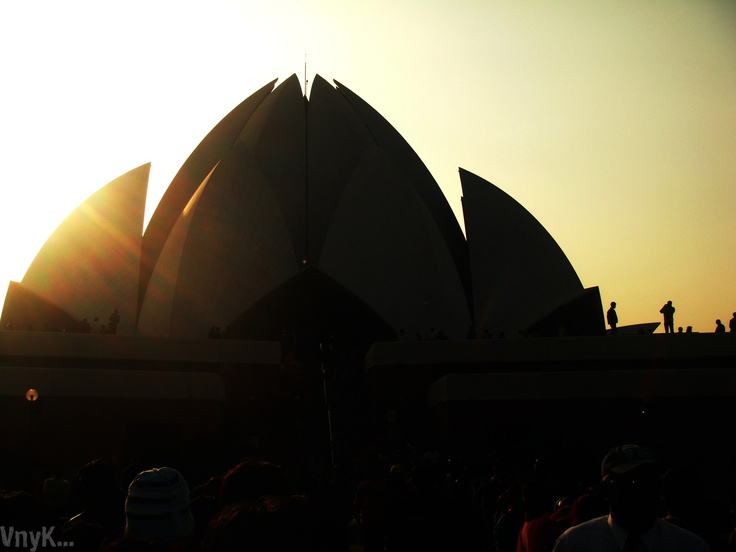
[125,467,194,544]
[553,445,711,551]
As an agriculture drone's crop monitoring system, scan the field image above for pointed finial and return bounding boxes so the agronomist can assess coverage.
[304,54,308,97]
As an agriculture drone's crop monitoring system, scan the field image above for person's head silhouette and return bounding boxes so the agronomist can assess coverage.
[601,444,664,534]
[555,443,708,549]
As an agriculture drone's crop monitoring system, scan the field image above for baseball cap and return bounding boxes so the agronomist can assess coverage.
[601,444,661,480]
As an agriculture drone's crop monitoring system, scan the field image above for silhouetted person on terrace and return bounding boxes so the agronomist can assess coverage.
[730,313,736,333]
[607,302,618,335]
[553,444,710,551]
[715,320,726,333]
[108,309,121,335]
[660,301,675,334]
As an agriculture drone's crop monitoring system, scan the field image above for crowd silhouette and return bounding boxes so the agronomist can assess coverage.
[1,307,735,551]
[2,435,736,552]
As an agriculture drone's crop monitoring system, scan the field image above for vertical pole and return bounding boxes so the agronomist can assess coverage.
[304,54,308,97]
[304,54,309,266]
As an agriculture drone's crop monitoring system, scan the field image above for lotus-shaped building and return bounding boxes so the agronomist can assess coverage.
[1,74,604,343]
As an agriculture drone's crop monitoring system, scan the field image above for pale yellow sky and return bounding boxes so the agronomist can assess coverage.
[1,0,734,334]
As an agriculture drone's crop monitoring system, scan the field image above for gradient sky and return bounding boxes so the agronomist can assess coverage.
[1,0,734,334]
